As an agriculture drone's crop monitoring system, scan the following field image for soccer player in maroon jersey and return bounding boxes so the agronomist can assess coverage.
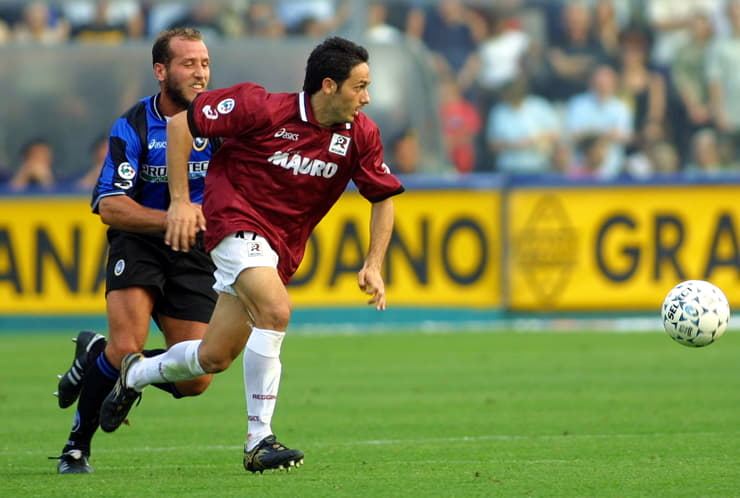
[101,36,404,473]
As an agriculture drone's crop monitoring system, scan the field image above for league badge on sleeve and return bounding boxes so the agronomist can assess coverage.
[117,162,136,180]
[217,98,235,114]
[328,133,350,156]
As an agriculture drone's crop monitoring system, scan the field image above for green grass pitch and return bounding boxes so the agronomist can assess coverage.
[2,328,739,497]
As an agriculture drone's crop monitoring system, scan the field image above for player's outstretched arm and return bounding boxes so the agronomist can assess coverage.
[165,111,205,252]
[358,198,394,310]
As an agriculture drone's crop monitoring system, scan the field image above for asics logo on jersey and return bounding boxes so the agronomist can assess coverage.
[148,139,166,150]
[268,151,338,178]
[274,128,300,141]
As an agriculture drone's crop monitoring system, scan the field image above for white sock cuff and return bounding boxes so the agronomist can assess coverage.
[185,339,206,376]
[246,328,284,358]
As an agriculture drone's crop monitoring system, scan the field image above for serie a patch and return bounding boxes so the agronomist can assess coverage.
[328,133,350,156]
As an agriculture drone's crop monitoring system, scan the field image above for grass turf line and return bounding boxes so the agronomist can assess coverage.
[2,330,739,497]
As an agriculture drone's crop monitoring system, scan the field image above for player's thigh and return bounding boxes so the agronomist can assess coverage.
[105,286,156,366]
[211,232,291,330]
[199,292,253,371]
[158,243,217,325]
[232,266,292,330]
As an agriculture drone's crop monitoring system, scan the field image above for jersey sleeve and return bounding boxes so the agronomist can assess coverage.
[187,82,270,139]
[90,116,143,213]
[352,119,405,202]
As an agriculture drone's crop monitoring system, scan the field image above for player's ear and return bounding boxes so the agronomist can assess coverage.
[321,77,337,95]
[153,62,167,83]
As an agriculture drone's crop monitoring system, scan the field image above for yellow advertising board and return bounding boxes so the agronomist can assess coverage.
[0,197,108,313]
[507,184,740,311]
[0,190,502,314]
[290,190,501,308]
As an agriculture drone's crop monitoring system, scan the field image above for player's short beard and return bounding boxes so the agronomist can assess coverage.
[165,77,193,110]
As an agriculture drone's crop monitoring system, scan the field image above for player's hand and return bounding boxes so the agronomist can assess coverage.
[358,266,386,311]
[165,199,205,252]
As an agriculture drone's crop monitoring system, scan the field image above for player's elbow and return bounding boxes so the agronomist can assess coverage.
[98,203,116,226]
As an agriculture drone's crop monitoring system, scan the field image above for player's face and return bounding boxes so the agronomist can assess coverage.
[161,38,210,110]
[330,62,371,124]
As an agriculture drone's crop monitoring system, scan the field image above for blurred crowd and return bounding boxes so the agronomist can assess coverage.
[2,0,740,191]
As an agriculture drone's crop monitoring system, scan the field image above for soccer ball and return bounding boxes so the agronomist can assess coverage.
[661,280,730,347]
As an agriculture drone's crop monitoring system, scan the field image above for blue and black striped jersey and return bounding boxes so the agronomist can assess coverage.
[91,93,216,212]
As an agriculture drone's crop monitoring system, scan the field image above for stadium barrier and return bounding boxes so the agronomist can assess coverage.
[2,174,739,330]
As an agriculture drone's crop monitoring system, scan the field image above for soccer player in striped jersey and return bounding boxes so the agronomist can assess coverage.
[53,28,218,474]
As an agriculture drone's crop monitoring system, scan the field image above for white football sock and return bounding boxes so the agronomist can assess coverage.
[244,327,285,451]
[128,340,205,391]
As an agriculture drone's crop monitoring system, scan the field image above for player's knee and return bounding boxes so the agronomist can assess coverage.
[175,374,213,397]
[258,303,291,331]
[104,340,144,368]
[199,352,233,373]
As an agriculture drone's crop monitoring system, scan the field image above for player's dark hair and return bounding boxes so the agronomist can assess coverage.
[303,36,369,94]
[152,27,203,67]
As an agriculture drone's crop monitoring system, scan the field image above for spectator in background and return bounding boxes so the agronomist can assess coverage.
[625,138,681,178]
[146,2,190,37]
[274,0,348,36]
[593,0,621,58]
[7,137,56,190]
[439,75,482,174]
[647,140,681,175]
[409,0,481,83]
[0,17,9,43]
[12,2,69,45]
[71,1,129,45]
[391,128,421,175]
[64,0,144,42]
[458,6,531,114]
[240,1,285,38]
[366,1,405,44]
[74,135,108,191]
[685,128,731,176]
[670,10,715,162]
[569,133,609,179]
[167,2,226,41]
[616,28,667,152]
[544,0,610,102]
[486,74,560,174]
[550,139,575,175]
[645,0,721,66]
[707,0,740,158]
[565,64,633,178]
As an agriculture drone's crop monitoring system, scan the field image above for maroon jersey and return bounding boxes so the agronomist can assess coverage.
[187,82,405,283]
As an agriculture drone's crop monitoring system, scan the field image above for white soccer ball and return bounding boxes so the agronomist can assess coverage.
[661,280,730,347]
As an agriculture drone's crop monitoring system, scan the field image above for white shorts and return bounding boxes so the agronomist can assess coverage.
[211,231,279,296]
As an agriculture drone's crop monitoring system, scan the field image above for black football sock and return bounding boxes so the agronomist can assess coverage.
[143,348,184,399]
[62,353,117,456]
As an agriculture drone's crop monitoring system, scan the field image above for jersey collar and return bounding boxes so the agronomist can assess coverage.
[298,91,352,131]
[151,93,165,122]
